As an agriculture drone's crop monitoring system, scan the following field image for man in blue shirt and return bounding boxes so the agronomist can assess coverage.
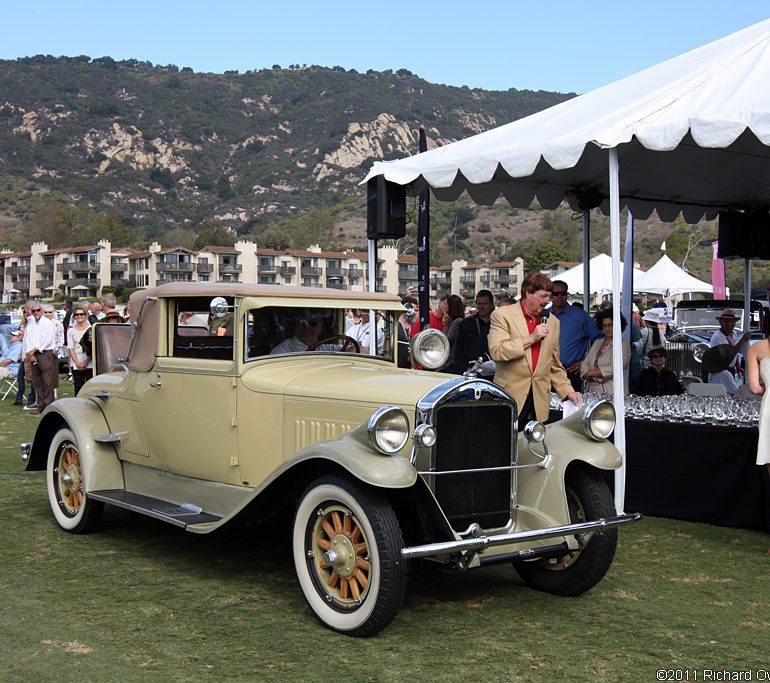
[0,329,22,381]
[549,280,603,391]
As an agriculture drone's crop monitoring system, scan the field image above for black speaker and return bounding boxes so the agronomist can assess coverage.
[718,211,770,259]
[367,177,406,240]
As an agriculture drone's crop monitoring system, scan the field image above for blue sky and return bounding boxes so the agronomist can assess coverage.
[2,1,768,93]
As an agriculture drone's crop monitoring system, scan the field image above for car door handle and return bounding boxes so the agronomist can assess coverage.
[150,374,162,389]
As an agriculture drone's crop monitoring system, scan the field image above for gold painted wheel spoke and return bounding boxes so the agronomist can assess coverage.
[352,527,362,543]
[328,571,340,589]
[343,514,351,535]
[316,537,331,551]
[340,578,349,599]
[356,556,370,571]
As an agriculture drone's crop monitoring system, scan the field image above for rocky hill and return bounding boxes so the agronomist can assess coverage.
[0,56,571,243]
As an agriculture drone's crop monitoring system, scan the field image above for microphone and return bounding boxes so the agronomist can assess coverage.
[541,309,550,325]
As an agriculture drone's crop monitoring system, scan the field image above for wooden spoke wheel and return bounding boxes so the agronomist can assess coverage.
[293,475,406,637]
[309,335,361,353]
[47,428,104,534]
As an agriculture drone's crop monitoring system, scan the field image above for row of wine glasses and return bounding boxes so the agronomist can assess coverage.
[551,392,760,427]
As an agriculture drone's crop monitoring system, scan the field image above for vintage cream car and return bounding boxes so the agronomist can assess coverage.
[22,283,639,637]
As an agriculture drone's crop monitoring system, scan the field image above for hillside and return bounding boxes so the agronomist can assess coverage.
[0,56,760,292]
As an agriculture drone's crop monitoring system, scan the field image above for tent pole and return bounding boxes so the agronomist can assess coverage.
[743,258,751,382]
[609,148,626,514]
[582,211,590,310]
[417,129,430,330]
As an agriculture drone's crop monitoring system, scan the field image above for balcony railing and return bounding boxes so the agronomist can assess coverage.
[301,266,322,277]
[258,265,278,274]
[347,269,362,278]
[58,262,100,274]
[326,267,348,277]
[7,265,30,275]
[67,277,101,288]
[480,276,491,284]
[460,275,477,285]
[278,265,296,276]
[197,263,214,273]
[156,262,195,272]
[326,282,347,290]
[494,274,512,284]
[110,263,128,272]
[219,264,243,274]
[36,280,54,289]
[398,269,418,280]
[36,264,54,274]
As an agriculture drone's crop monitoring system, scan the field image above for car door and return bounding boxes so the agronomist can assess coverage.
[139,299,240,485]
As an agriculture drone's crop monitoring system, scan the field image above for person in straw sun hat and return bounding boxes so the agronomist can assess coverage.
[708,308,751,395]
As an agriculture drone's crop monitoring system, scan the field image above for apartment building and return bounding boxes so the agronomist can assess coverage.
[1,240,523,303]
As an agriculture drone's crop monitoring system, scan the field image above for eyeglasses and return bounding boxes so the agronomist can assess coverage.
[551,291,567,296]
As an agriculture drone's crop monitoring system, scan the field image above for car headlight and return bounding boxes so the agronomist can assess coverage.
[410,328,450,370]
[523,421,546,442]
[413,423,437,448]
[582,399,615,441]
[367,406,410,454]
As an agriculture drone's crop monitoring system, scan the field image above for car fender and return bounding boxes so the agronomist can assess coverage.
[515,411,621,529]
[280,423,418,490]
[26,397,124,492]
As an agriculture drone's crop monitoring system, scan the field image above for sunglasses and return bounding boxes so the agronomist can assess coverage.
[649,354,665,359]
[552,291,567,296]
[31,308,42,313]
[74,312,86,317]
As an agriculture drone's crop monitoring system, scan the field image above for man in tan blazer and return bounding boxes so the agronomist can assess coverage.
[488,272,580,428]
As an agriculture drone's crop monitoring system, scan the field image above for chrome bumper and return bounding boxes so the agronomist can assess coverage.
[401,512,641,560]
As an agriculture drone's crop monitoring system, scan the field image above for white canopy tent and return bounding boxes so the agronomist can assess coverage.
[633,254,714,297]
[558,253,645,296]
[363,19,770,512]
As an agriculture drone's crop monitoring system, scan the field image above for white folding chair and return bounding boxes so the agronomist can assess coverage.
[1,375,18,401]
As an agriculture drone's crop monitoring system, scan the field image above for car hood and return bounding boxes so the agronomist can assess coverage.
[241,357,456,408]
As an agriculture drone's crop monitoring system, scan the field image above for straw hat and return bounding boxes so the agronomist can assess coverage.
[716,308,739,321]
[701,344,739,373]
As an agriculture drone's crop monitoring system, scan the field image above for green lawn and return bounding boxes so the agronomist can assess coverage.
[1,380,768,682]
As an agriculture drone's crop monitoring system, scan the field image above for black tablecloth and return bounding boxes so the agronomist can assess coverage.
[623,420,770,531]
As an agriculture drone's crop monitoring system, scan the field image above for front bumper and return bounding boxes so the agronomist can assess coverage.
[401,512,641,560]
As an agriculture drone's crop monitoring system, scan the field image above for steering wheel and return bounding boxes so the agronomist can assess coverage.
[309,335,361,353]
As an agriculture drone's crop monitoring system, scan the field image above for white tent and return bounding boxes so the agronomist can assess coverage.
[633,254,713,296]
[363,19,770,512]
[559,253,645,296]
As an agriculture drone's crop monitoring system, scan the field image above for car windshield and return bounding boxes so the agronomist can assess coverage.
[245,305,396,362]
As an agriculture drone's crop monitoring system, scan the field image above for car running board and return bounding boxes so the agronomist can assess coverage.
[88,490,222,528]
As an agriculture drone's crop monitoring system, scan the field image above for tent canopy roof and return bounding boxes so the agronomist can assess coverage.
[633,254,713,295]
[555,253,644,296]
[363,19,770,223]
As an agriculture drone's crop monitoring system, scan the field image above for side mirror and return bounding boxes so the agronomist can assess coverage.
[210,296,230,318]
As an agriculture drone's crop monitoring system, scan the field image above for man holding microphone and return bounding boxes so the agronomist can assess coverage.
[488,273,580,429]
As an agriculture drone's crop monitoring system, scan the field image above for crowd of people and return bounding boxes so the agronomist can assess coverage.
[0,293,128,412]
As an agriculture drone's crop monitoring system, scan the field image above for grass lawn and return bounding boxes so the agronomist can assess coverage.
[1,379,768,682]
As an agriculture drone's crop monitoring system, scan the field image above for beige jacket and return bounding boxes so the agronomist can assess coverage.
[580,338,631,395]
[488,304,573,421]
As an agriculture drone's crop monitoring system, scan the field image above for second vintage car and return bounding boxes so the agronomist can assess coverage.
[22,283,640,636]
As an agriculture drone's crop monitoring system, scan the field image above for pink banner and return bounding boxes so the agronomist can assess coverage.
[711,240,726,299]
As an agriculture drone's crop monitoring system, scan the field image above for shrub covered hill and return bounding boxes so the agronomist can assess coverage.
[1,55,751,289]
[0,57,569,250]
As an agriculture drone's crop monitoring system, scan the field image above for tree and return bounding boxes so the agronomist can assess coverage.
[193,219,233,249]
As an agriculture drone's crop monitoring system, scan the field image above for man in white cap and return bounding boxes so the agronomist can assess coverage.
[708,308,751,394]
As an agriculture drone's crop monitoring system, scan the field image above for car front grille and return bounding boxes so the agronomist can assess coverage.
[433,403,513,532]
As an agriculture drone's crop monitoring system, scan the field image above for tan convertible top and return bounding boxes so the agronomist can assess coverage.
[130,282,401,305]
[127,283,402,371]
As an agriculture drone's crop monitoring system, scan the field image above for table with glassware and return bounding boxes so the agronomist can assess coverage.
[551,393,770,531]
